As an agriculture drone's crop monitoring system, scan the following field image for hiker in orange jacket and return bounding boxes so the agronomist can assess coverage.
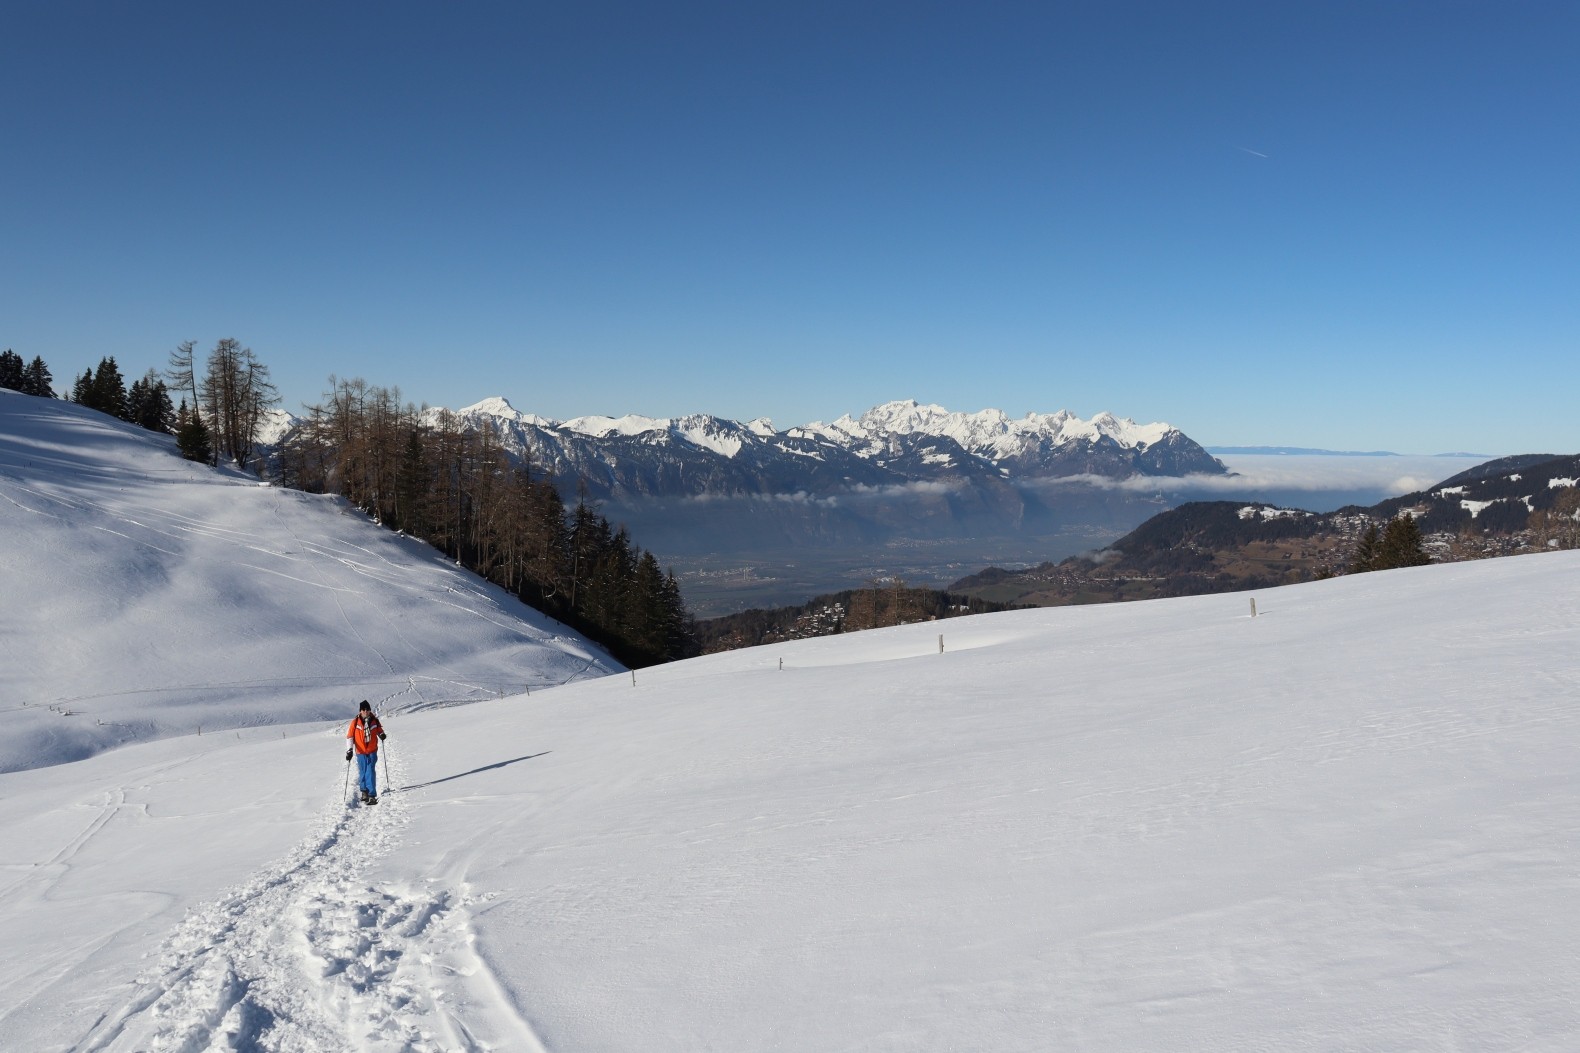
[345,700,388,804]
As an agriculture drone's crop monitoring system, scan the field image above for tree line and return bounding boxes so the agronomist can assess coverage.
[275,376,694,667]
[0,350,54,397]
[71,357,179,433]
[5,348,183,437]
[58,341,280,472]
[4,344,273,474]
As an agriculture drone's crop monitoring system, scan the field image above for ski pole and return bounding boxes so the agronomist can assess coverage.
[343,751,352,802]
[382,740,391,796]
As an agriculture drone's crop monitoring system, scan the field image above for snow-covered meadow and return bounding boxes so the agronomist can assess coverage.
[3,388,1579,1050]
[0,388,618,772]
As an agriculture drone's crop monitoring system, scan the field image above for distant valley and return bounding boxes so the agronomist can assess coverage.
[951,453,1580,608]
[269,397,1230,614]
[260,396,1520,616]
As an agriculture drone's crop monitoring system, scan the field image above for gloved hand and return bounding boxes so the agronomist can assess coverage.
[345,748,353,761]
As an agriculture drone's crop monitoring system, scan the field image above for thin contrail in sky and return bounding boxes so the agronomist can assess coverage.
[1238,146,1270,159]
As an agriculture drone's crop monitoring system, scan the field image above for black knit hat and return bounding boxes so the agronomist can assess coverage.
[358,700,371,711]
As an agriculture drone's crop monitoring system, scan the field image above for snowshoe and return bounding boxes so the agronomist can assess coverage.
[366,794,378,805]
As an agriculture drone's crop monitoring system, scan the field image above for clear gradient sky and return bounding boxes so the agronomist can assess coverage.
[3,2,1575,453]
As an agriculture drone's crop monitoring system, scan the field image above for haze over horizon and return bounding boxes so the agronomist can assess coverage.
[4,2,1576,454]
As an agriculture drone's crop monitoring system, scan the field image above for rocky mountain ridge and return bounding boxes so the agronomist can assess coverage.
[431,396,1227,502]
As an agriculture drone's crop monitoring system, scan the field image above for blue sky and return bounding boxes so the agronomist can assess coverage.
[3,1,1575,453]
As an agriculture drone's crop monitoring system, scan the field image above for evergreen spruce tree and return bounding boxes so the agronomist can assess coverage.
[22,356,54,398]
[1349,523,1381,573]
[1377,513,1430,569]
[152,378,175,431]
[567,500,609,618]
[0,350,23,391]
[71,368,95,405]
[126,369,174,432]
[91,357,128,420]
[176,404,214,463]
[630,550,669,664]
[126,375,149,425]
[661,569,695,661]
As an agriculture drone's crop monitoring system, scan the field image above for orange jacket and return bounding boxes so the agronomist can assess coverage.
[347,714,386,754]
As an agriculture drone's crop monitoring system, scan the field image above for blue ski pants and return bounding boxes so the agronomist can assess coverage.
[356,751,378,795]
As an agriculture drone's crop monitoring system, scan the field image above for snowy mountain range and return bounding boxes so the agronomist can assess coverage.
[5,385,1580,1049]
[375,398,1225,559]
[430,397,1226,503]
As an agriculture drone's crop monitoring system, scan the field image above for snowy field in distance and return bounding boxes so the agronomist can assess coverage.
[0,388,619,772]
[2,542,1577,1050]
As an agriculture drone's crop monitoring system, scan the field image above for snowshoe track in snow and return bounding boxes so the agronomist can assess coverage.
[78,747,544,1053]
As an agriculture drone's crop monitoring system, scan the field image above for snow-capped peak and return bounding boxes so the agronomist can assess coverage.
[1050,411,1173,450]
[554,412,749,458]
[857,399,959,436]
[801,401,1179,460]
[560,413,670,439]
[460,396,529,421]
[255,407,301,448]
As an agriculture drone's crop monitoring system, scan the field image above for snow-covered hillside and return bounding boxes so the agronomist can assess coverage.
[0,389,619,772]
[2,509,1577,1049]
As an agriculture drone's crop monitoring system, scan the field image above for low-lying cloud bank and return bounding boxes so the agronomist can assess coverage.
[1023,452,1491,505]
[1212,454,1492,495]
[629,455,1494,516]
[678,479,964,508]
[1022,454,1490,511]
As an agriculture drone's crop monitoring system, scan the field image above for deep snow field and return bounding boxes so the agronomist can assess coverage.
[3,388,1579,1051]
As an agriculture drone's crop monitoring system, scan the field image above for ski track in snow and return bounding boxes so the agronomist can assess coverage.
[270,501,469,696]
[76,747,546,1053]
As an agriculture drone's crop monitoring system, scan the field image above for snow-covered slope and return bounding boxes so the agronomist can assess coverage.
[2,544,1578,1050]
[0,389,619,772]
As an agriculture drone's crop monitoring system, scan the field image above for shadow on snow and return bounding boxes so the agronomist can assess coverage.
[400,753,552,791]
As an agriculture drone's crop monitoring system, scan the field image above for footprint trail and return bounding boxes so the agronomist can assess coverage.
[77,747,545,1053]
